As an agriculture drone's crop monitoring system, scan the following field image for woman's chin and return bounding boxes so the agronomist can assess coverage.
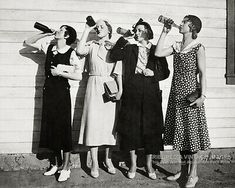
[97,33,106,39]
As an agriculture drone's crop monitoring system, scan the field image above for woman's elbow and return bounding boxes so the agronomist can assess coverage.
[76,49,83,56]
[110,51,121,62]
[76,46,87,56]
[154,51,163,57]
[109,53,116,62]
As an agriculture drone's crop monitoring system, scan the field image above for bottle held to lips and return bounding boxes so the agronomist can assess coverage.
[158,15,180,29]
[86,16,96,27]
[116,27,134,37]
[34,22,53,33]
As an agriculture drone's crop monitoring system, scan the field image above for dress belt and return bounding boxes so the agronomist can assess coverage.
[89,73,110,77]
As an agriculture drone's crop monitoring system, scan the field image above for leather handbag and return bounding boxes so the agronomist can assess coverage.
[186,88,201,103]
[104,80,118,101]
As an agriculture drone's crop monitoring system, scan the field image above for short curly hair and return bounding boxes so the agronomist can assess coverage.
[132,18,153,40]
[184,15,202,39]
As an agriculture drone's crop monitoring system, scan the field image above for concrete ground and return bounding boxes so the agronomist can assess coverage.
[1,162,235,188]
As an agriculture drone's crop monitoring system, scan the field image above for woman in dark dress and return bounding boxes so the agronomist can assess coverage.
[110,19,168,180]
[24,25,82,182]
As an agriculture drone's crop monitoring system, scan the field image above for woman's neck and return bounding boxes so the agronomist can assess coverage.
[56,39,67,50]
[99,35,109,43]
[182,33,194,46]
[139,39,149,47]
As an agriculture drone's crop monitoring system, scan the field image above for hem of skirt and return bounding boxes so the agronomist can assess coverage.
[39,146,72,152]
[170,146,211,152]
[78,143,117,147]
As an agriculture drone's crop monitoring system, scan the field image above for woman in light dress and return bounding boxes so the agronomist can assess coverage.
[76,19,122,178]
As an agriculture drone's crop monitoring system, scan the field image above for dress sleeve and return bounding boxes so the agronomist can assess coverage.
[35,36,54,54]
[195,43,205,52]
[76,41,93,56]
[110,37,129,61]
[112,60,123,76]
[69,50,84,72]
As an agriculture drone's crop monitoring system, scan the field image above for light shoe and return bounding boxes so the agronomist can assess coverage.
[58,169,71,182]
[103,162,116,175]
[185,176,199,188]
[148,172,157,180]
[90,169,99,178]
[43,165,58,176]
[127,171,136,179]
[166,172,181,181]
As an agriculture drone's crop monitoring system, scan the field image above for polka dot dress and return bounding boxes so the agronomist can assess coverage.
[164,43,210,152]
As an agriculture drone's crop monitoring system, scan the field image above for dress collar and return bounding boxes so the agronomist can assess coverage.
[181,40,198,52]
[136,42,152,50]
[174,40,199,53]
[93,40,114,50]
[51,45,70,55]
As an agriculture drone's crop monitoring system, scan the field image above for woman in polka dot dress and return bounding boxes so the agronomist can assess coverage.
[155,15,210,188]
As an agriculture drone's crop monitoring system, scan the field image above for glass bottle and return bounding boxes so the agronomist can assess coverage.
[34,22,53,33]
[158,15,179,29]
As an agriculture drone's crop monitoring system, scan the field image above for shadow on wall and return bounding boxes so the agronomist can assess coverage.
[19,45,46,155]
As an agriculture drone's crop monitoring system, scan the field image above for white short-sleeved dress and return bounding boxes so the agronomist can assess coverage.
[78,41,122,146]
[164,40,210,152]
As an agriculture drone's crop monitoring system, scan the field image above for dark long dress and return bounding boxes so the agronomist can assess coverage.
[110,37,166,154]
[164,43,210,152]
[39,44,73,152]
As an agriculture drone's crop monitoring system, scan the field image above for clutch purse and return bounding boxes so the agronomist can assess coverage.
[186,88,201,103]
[57,64,75,73]
[104,80,118,100]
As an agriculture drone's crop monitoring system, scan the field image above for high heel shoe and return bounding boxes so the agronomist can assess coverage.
[147,171,157,180]
[145,167,157,180]
[166,171,181,181]
[90,169,99,178]
[43,165,58,176]
[58,169,71,182]
[127,171,136,179]
[185,176,199,188]
[103,162,116,175]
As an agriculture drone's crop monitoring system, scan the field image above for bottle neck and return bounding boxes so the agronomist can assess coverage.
[158,15,180,29]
